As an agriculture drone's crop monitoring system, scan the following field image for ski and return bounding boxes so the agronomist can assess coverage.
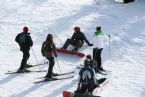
[34,76,74,83]
[5,70,47,74]
[37,71,74,79]
[26,62,48,68]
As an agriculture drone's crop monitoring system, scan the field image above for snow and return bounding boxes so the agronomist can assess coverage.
[0,0,145,97]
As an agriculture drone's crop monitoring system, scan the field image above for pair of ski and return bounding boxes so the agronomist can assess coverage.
[34,71,74,83]
[5,63,47,74]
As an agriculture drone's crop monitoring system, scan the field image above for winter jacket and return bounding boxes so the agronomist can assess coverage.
[71,32,91,45]
[78,65,97,85]
[15,32,33,51]
[41,41,57,58]
[93,31,108,49]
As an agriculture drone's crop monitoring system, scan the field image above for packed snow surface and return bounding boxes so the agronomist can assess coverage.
[0,0,145,97]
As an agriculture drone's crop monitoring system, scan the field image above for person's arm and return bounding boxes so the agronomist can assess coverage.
[77,71,82,90]
[82,32,93,46]
[93,69,98,85]
[53,43,58,57]
[41,42,45,56]
[71,32,75,40]
[27,34,33,46]
[15,33,20,43]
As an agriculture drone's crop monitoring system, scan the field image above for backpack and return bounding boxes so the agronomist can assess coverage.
[80,68,94,84]
[18,33,27,44]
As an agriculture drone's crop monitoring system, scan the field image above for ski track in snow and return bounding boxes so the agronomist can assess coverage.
[0,0,145,97]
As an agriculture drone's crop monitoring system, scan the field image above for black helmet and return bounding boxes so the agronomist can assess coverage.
[96,26,101,31]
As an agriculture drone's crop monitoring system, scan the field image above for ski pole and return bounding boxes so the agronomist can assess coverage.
[31,47,43,71]
[31,47,39,65]
[56,57,61,74]
[108,35,111,58]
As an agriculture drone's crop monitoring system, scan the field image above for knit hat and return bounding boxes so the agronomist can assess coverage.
[74,26,80,32]
[23,27,29,32]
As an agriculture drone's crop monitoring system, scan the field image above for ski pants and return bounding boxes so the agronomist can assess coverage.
[63,38,83,51]
[19,50,30,69]
[77,82,95,94]
[93,48,103,70]
[46,57,55,77]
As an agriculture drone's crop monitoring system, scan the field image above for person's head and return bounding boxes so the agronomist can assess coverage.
[74,26,80,32]
[86,54,92,60]
[96,26,101,31]
[46,33,53,44]
[84,59,90,67]
[23,26,29,33]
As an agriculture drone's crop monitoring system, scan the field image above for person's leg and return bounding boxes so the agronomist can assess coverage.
[73,40,83,51]
[19,50,30,70]
[97,78,106,84]
[78,84,88,94]
[96,48,103,70]
[87,82,95,94]
[62,38,74,49]
[46,57,55,78]
[93,48,98,60]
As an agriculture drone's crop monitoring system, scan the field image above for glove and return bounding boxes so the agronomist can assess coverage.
[108,35,111,38]
[88,43,93,46]
[95,85,100,88]
[55,54,58,57]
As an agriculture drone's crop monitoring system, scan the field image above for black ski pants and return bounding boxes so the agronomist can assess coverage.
[93,48,103,70]
[63,38,83,51]
[77,82,95,94]
[46,57,55,77]
[19,49,30,70]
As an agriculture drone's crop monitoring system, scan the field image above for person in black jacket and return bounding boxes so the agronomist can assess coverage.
[15,27,33,72]
[76,59,97,94]
[62,27,93,51]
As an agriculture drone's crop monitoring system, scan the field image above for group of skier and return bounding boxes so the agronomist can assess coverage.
[15,26,110,96]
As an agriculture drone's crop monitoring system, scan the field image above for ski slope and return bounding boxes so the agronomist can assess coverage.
[0,0,145,97]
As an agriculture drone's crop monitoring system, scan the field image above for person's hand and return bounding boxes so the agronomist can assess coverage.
[88,43,93,46]
[55,54,58,57]
[108,35,111,38]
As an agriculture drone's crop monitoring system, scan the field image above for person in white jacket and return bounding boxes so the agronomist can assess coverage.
[93,26,110,71]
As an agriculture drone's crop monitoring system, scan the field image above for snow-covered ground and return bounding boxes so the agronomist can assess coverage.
[0,0,145,97]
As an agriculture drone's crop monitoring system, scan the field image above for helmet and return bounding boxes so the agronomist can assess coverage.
[23,26,29,32]
[74,26,80,32]
[96,26,101,31]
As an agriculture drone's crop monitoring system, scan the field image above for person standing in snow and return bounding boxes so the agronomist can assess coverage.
[93,26,110,71]
[75,59,98,95]
[15,27,33,72]
[41,34,58,79]
[61,27,93,51]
